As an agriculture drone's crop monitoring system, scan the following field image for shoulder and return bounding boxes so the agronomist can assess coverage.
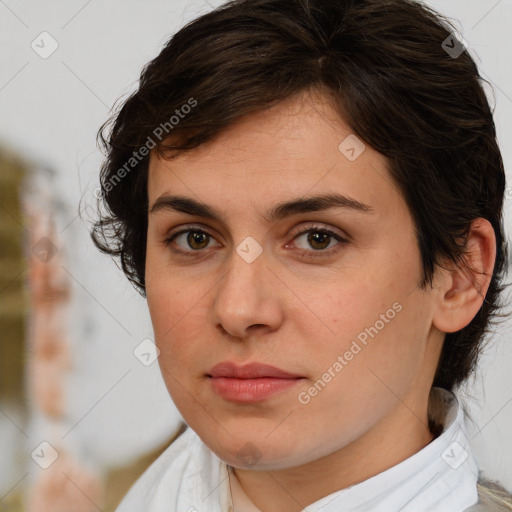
[114,423,201,511]
[465,475,512,511]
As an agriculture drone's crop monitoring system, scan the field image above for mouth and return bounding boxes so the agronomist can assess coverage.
[207,361,304,379]
[207,361,305,403]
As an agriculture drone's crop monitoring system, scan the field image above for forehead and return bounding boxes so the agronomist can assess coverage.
[147,91,399,219]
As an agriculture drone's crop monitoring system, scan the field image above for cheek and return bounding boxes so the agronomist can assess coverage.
[146,244,197,336]
[146,276,220,383]
[291,294,425,441]
[146,275,193,356]
[147,280,209,409]
[296,261,423,382]
[302,278,394,345]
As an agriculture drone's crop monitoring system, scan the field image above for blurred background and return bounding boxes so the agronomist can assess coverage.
[0,0,511,510]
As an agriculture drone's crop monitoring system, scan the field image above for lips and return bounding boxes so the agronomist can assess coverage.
[207,361,303,379]
[207,362,305,403]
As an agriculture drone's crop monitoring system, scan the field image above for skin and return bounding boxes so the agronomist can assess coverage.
[145,89,496,512]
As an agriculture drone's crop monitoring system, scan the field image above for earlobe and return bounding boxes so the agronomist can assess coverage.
[432,218,496,334]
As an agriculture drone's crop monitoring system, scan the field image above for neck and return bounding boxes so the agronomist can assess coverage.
[231,400,435,512]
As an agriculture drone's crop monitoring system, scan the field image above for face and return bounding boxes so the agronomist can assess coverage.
[145,90,444,471]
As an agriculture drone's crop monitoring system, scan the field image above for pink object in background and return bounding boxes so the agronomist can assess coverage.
[28,218,71,418]
[28,451,104,512]
[24,195,104,511]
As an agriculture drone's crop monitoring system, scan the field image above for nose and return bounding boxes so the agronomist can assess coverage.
[209,242,284,340]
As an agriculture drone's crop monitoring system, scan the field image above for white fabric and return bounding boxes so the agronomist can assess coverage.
[114,387,480,512]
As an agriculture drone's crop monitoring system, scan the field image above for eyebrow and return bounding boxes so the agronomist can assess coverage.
[149,193,374,222]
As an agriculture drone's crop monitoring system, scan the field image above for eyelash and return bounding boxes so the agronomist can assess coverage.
[163,224,349,260]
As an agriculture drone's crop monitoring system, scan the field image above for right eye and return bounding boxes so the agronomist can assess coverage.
[164,227,221,256]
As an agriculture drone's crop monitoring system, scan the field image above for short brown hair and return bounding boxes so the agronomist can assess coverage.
[92,0,509,391]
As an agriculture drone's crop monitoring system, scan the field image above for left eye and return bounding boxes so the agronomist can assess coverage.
[290,226,347,254]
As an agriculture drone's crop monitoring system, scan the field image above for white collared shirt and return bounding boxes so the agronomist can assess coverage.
[115,387,480,512]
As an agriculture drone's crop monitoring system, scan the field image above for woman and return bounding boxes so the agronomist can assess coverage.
[92,0,512,510]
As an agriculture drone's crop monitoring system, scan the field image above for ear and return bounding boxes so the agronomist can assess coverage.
[432,218,497,334]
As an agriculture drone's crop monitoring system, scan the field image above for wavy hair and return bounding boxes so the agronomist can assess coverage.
[91,0,509,392]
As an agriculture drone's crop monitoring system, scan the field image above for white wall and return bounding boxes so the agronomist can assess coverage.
[0,0,510,497]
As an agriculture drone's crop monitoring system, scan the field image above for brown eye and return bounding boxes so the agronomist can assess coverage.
[305,231,332,250]
[292,225,347,254]
[164,227,221,255]
[186,230,210,250]
[286,224,350,260]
